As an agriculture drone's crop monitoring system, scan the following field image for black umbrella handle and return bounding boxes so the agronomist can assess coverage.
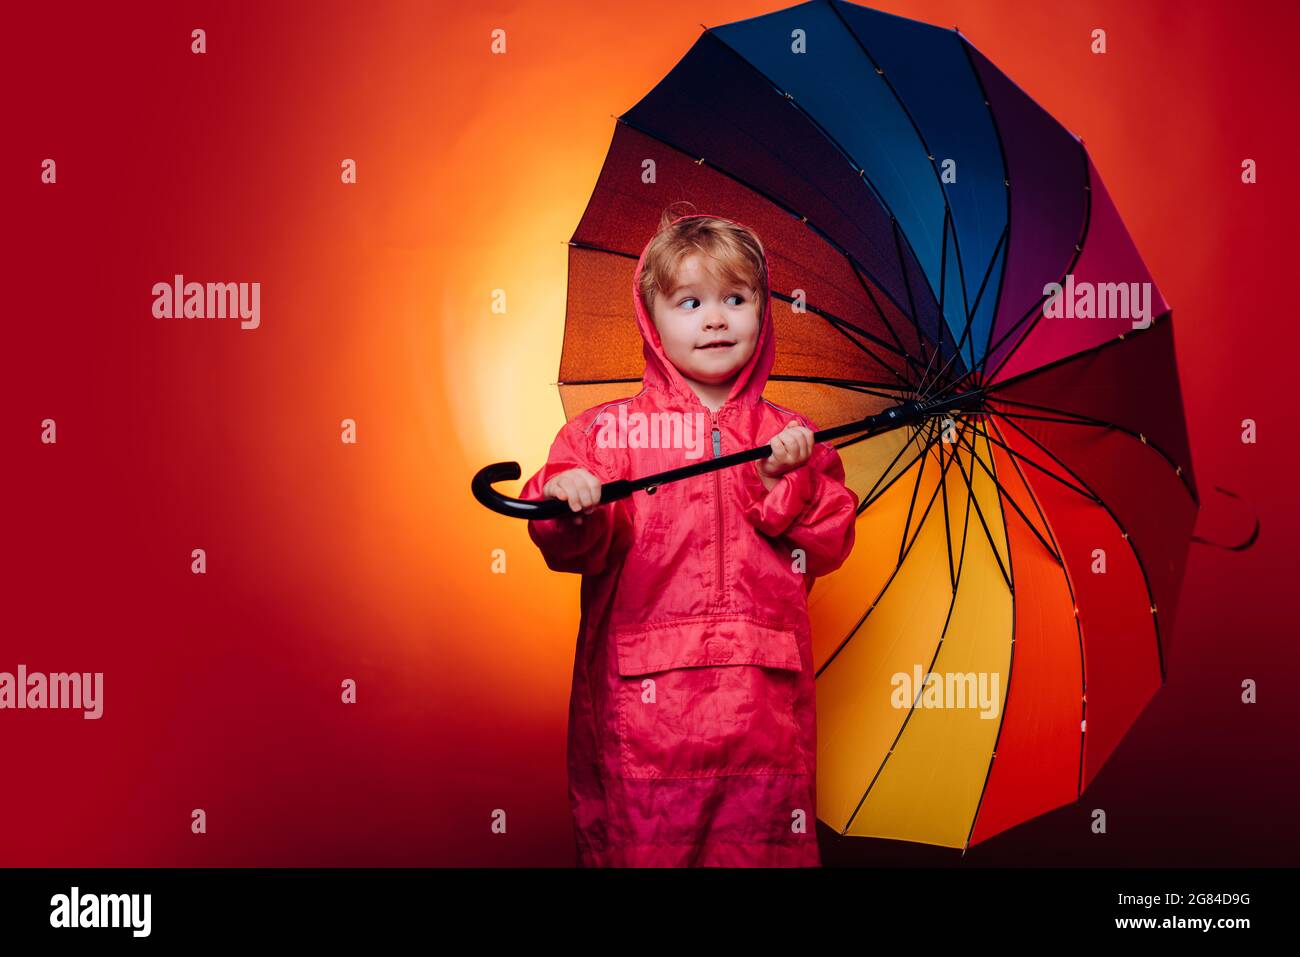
[471,389,984,520]
[471,461,642,521]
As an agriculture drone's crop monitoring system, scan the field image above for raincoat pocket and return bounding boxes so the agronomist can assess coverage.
[614,615,806,779]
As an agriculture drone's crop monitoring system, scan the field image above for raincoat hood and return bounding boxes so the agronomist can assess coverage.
[631,213,776,411]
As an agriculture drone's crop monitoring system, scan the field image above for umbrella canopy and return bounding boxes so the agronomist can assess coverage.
[556,0,1196,850]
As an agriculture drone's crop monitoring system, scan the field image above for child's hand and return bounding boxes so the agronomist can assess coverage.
[542,467,602,521]
[757,421,815,482]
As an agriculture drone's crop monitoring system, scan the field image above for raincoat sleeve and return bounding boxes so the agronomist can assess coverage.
[521,416,631,576]
[736,424,858,578]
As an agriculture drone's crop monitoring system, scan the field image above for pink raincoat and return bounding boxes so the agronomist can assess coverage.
[523,217,859,866]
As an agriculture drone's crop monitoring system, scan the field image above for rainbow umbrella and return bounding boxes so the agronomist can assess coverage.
[484,0,1213,849]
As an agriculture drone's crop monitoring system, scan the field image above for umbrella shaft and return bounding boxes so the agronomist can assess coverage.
[631,387,987,497]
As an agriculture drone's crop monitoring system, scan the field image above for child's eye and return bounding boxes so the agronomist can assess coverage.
[679,295,745,308]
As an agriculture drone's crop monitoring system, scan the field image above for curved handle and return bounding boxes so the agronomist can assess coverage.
[471,461,637,521]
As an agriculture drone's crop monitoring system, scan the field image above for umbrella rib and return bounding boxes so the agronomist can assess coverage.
[897,421,939,559]
[950,420,983,590]
[946,418,1055,566]
[929,211,960,395]
[566,238,923,385]
[768,287,916,367]
[769,373,913,399]
[975,141,1093,384]
[966,415,1098,503]
[811,281,932,386]
[920,224,1008,402]
[946,423,1037,581]
[951,218,975,372]
[891,217,935,375]
[993,414,1168,684]
[586,121,943,375]
[952,212,976,375]
[828,0,980,351]
[900,420,956,560]
[939,418,959,588]
[927,213,966,399]
[848,257,916,361]
[981,417,1067,561]
[612,108,934,363]
[830,417,974,555]
[851,421,934,519]
[939,204,950,342]
[949,423,1062,564]
[844,419,980,833]
[957,412,1023,853]
[958,224,1008,375]
[814,417,957,681]
[983,395,1196,504]
[984,408,1107,428]
[978,318,1198,504]
[850,418,1024,840]
[984,417,1090,812]
[827,417,935,521]
[954,32,1017,379]
[556,377,645,387]
[815,419,944,677]
[619,34,967,384]
[865,419,937,563]
[822,414,918,462]
[980,308,1169,394]
[704,25,944,340]
[786,300,926,391]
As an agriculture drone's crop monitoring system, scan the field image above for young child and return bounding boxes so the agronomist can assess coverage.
[521,208,858,867]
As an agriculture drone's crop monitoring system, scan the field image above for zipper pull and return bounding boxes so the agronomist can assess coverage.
[710,409,721,458]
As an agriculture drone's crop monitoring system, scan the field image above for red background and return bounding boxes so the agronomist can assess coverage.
[3,0,1296,866]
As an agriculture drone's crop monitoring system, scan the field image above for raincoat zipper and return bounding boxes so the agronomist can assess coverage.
[711,407,723,605]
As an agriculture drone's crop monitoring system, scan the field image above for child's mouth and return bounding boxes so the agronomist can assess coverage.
[697,341,734,350]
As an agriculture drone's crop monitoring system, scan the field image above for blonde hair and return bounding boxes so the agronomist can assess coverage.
[639,202,768,320]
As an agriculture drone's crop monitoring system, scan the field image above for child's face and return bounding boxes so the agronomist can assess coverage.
[651,254,760,395]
